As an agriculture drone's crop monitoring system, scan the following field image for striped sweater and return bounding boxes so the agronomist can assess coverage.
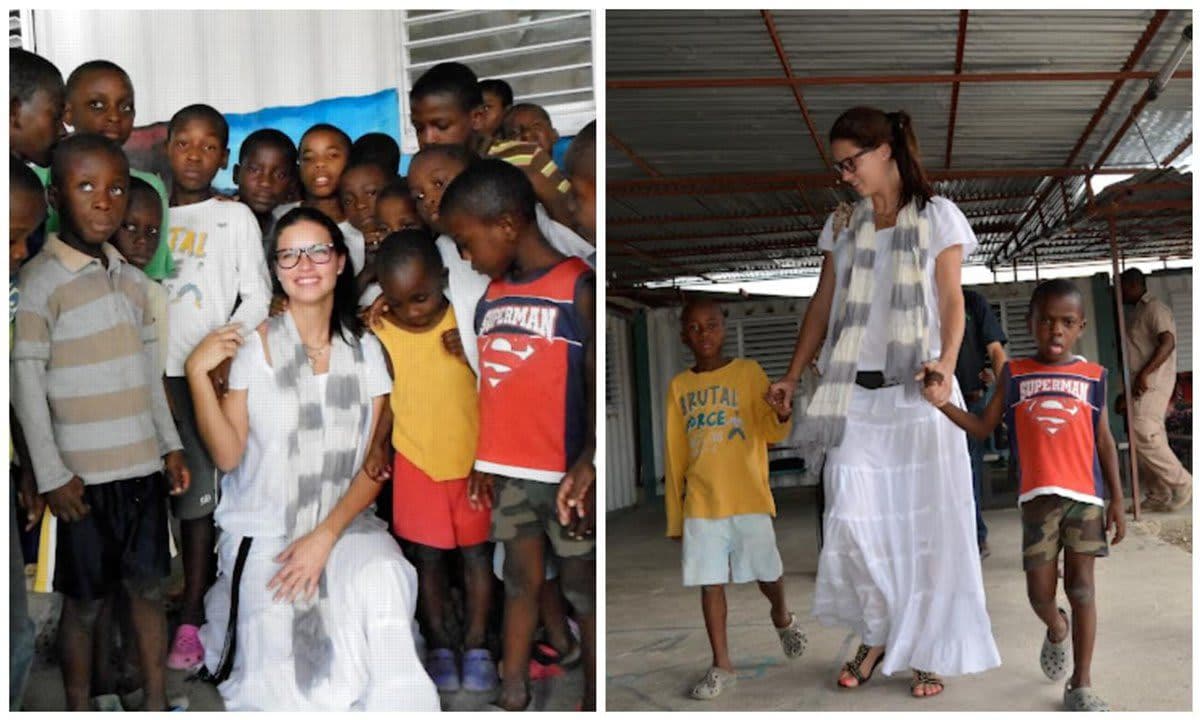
[11,234,182,493]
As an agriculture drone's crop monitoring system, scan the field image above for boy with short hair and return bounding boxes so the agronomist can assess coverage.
[501,103,559,156]
[340,159,395,304]
[376,177,426,234]
[233,128,297,237]
[12,134,190,711]
[63,59,175,280]
[926,279,1126,711]
[160,104,272,670]
[442,159,596,711]
[10,48,66,171]
[664,297,807,700]
[351,131,401,176]
[563,120,596,247]
[478,78,513,139]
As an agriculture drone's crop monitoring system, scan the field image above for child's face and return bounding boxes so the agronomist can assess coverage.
[379,259,447,331]
[407,153,468,233]
[299,130,349,200]
[273,219,346,303]
[681,304,726,363]
[166,117,229,193]
[50,150,129,246]
[1030,294,1086,363]
[410,93,481,149]
[10,187,47,272]
[479,90,507,138]
[113,191,162,269]
[234,144,294,216]
[338,164,388,233]
[502,107,558,155]
[375,195,425,234]
[12,87,67,167]
[568,171,595,245]
[445,212,515,280]
[65,69,135,145]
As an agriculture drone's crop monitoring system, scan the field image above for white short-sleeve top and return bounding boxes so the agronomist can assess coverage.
[213,330,392,538]
[817,196,978,371]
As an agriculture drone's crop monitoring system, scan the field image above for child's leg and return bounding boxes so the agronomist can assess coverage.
[60,596,104,710]
[558,555,595,711]
[498,534,544,710]
[123,578,168,711]
[756,578,792,629]
[90,597,118,696]
[700,585,733,671]
[459,542,492,650]
[1063,551,1098,687]
[412,544,453,649]
[1025,562,1068,641]
[179,514,214,627]
[539,577,575,655]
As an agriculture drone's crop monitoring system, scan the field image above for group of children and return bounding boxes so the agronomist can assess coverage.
[666,281,1125,710]
[10,46,597,711]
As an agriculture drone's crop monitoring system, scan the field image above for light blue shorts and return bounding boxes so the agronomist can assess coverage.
[682,513,783,587]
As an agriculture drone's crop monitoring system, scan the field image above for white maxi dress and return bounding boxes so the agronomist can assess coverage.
[810,197,1002,677]
[198,332,440,711]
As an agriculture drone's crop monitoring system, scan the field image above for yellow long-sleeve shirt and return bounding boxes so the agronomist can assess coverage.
[664,358,791,537]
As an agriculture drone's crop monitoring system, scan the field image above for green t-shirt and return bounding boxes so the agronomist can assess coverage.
[32,163,174,280]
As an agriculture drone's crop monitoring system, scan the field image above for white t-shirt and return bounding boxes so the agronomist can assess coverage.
[437,203,595,375]
[213,331,392,539]
[163,198,271,376]
[817,196,978,372]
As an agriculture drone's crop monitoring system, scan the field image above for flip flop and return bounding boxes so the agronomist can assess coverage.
[910,670,944,698]
[838,645,884,688]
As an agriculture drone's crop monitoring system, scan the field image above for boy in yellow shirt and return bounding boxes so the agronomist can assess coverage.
[665,298,807,700]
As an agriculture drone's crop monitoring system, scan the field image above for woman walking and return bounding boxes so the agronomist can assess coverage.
[186,207,439,710]
[771,107,1001,698]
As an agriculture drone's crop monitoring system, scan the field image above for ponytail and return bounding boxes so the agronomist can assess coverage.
[830,106,934,211]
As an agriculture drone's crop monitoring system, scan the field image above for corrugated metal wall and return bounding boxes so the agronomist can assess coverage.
[605,312,639,512]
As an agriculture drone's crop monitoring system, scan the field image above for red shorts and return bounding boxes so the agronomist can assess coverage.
[392,451,491,550]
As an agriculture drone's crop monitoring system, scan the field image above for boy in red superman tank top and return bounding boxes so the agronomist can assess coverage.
[926,279,1125,711]
[440,159,596,711]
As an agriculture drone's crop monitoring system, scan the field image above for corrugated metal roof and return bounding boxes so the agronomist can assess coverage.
[607,9,1193,291]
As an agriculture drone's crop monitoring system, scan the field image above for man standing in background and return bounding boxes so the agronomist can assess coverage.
[956,289,1008,559]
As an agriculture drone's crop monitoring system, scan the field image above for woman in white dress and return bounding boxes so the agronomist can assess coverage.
[770,107,1001,698]
[185,207,439,711]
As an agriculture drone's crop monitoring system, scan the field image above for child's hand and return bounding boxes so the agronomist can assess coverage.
[767,378,798,414]
[441,328,467,363]
[16,467,44,532]
[1107,499,1127,546]
[209,356,233,397]
[163,450,191,496]
[916,362,950,407]
[363,444,391,483]
[185,323,244,377]
[269,526,336,602]
[45,476,90,523]
[361,295,388,331]
[269,294,290,318]
[557,458,595,537]
[764,388,792,422]
[467,470,494,511]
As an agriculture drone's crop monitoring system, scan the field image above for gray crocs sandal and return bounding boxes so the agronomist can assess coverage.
[776,612,808,659]
[1063,682,1110,711]
[690,666,737,700]
[1040,607,1071,680]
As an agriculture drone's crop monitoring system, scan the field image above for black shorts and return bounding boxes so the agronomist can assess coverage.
[52,473,170,601]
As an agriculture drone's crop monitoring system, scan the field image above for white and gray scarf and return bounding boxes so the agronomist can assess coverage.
[806,198,931,449]
[264,311,370,693]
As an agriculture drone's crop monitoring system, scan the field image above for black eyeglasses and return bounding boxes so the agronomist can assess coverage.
[275,243,334,269]
[831,146,877,177]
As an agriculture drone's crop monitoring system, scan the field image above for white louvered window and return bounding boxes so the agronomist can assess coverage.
[998,299,1037,360]
[400,10,595,151]
[605,324,620,412]
[1168,290,1192,372]
[739,316,803,379]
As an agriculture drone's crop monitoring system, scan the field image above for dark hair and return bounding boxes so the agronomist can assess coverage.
[1029,278,1084,317]
[167,104,229,147]
[680,296,725,326]
[50,133,129,191]
[411,62,482,113]
[342,158,389,182]
[564,120,595,179]
[479,78,514,108]
[268,206,363,343]
[507,102,552,125]
[375,228,443,279]
[10,49,64,103]
[126,175,160,208]
[10,156,45,197]
[65,60,130,96]
[829,106,934,212]
[378,176,412,204]
[411,143,477,173]
[301,123,352,154]
[1119,267,1146,287]
[350,132,400,176]
[440,158,536,225]
[239,128,297,166]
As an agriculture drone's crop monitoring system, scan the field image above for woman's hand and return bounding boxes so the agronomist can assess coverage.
[768,377,799,414]
[185,323,244,378]
[916,359,953,408]
[269,526,336,602]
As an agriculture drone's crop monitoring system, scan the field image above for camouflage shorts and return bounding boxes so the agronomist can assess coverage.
[1020,494,1109,571]
[491,475,595,559]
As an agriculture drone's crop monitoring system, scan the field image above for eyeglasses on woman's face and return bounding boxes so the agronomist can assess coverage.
[275,243,334,270]
[831,145,878,178]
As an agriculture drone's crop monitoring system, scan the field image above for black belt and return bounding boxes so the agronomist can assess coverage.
[196,536,253,685]
[854,371,901,390]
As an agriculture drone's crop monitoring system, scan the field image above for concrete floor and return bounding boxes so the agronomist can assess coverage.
[606,487,1192,711]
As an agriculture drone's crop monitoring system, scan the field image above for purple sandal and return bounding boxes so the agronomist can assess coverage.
[426,648,461,691]
[461,648,498,692]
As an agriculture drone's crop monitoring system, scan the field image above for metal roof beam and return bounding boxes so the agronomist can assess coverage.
[606,132,663,178]
[607,69,1190,90]
[1162,132,1193,166]
[762,10,831,169]
[944,10,969,169]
